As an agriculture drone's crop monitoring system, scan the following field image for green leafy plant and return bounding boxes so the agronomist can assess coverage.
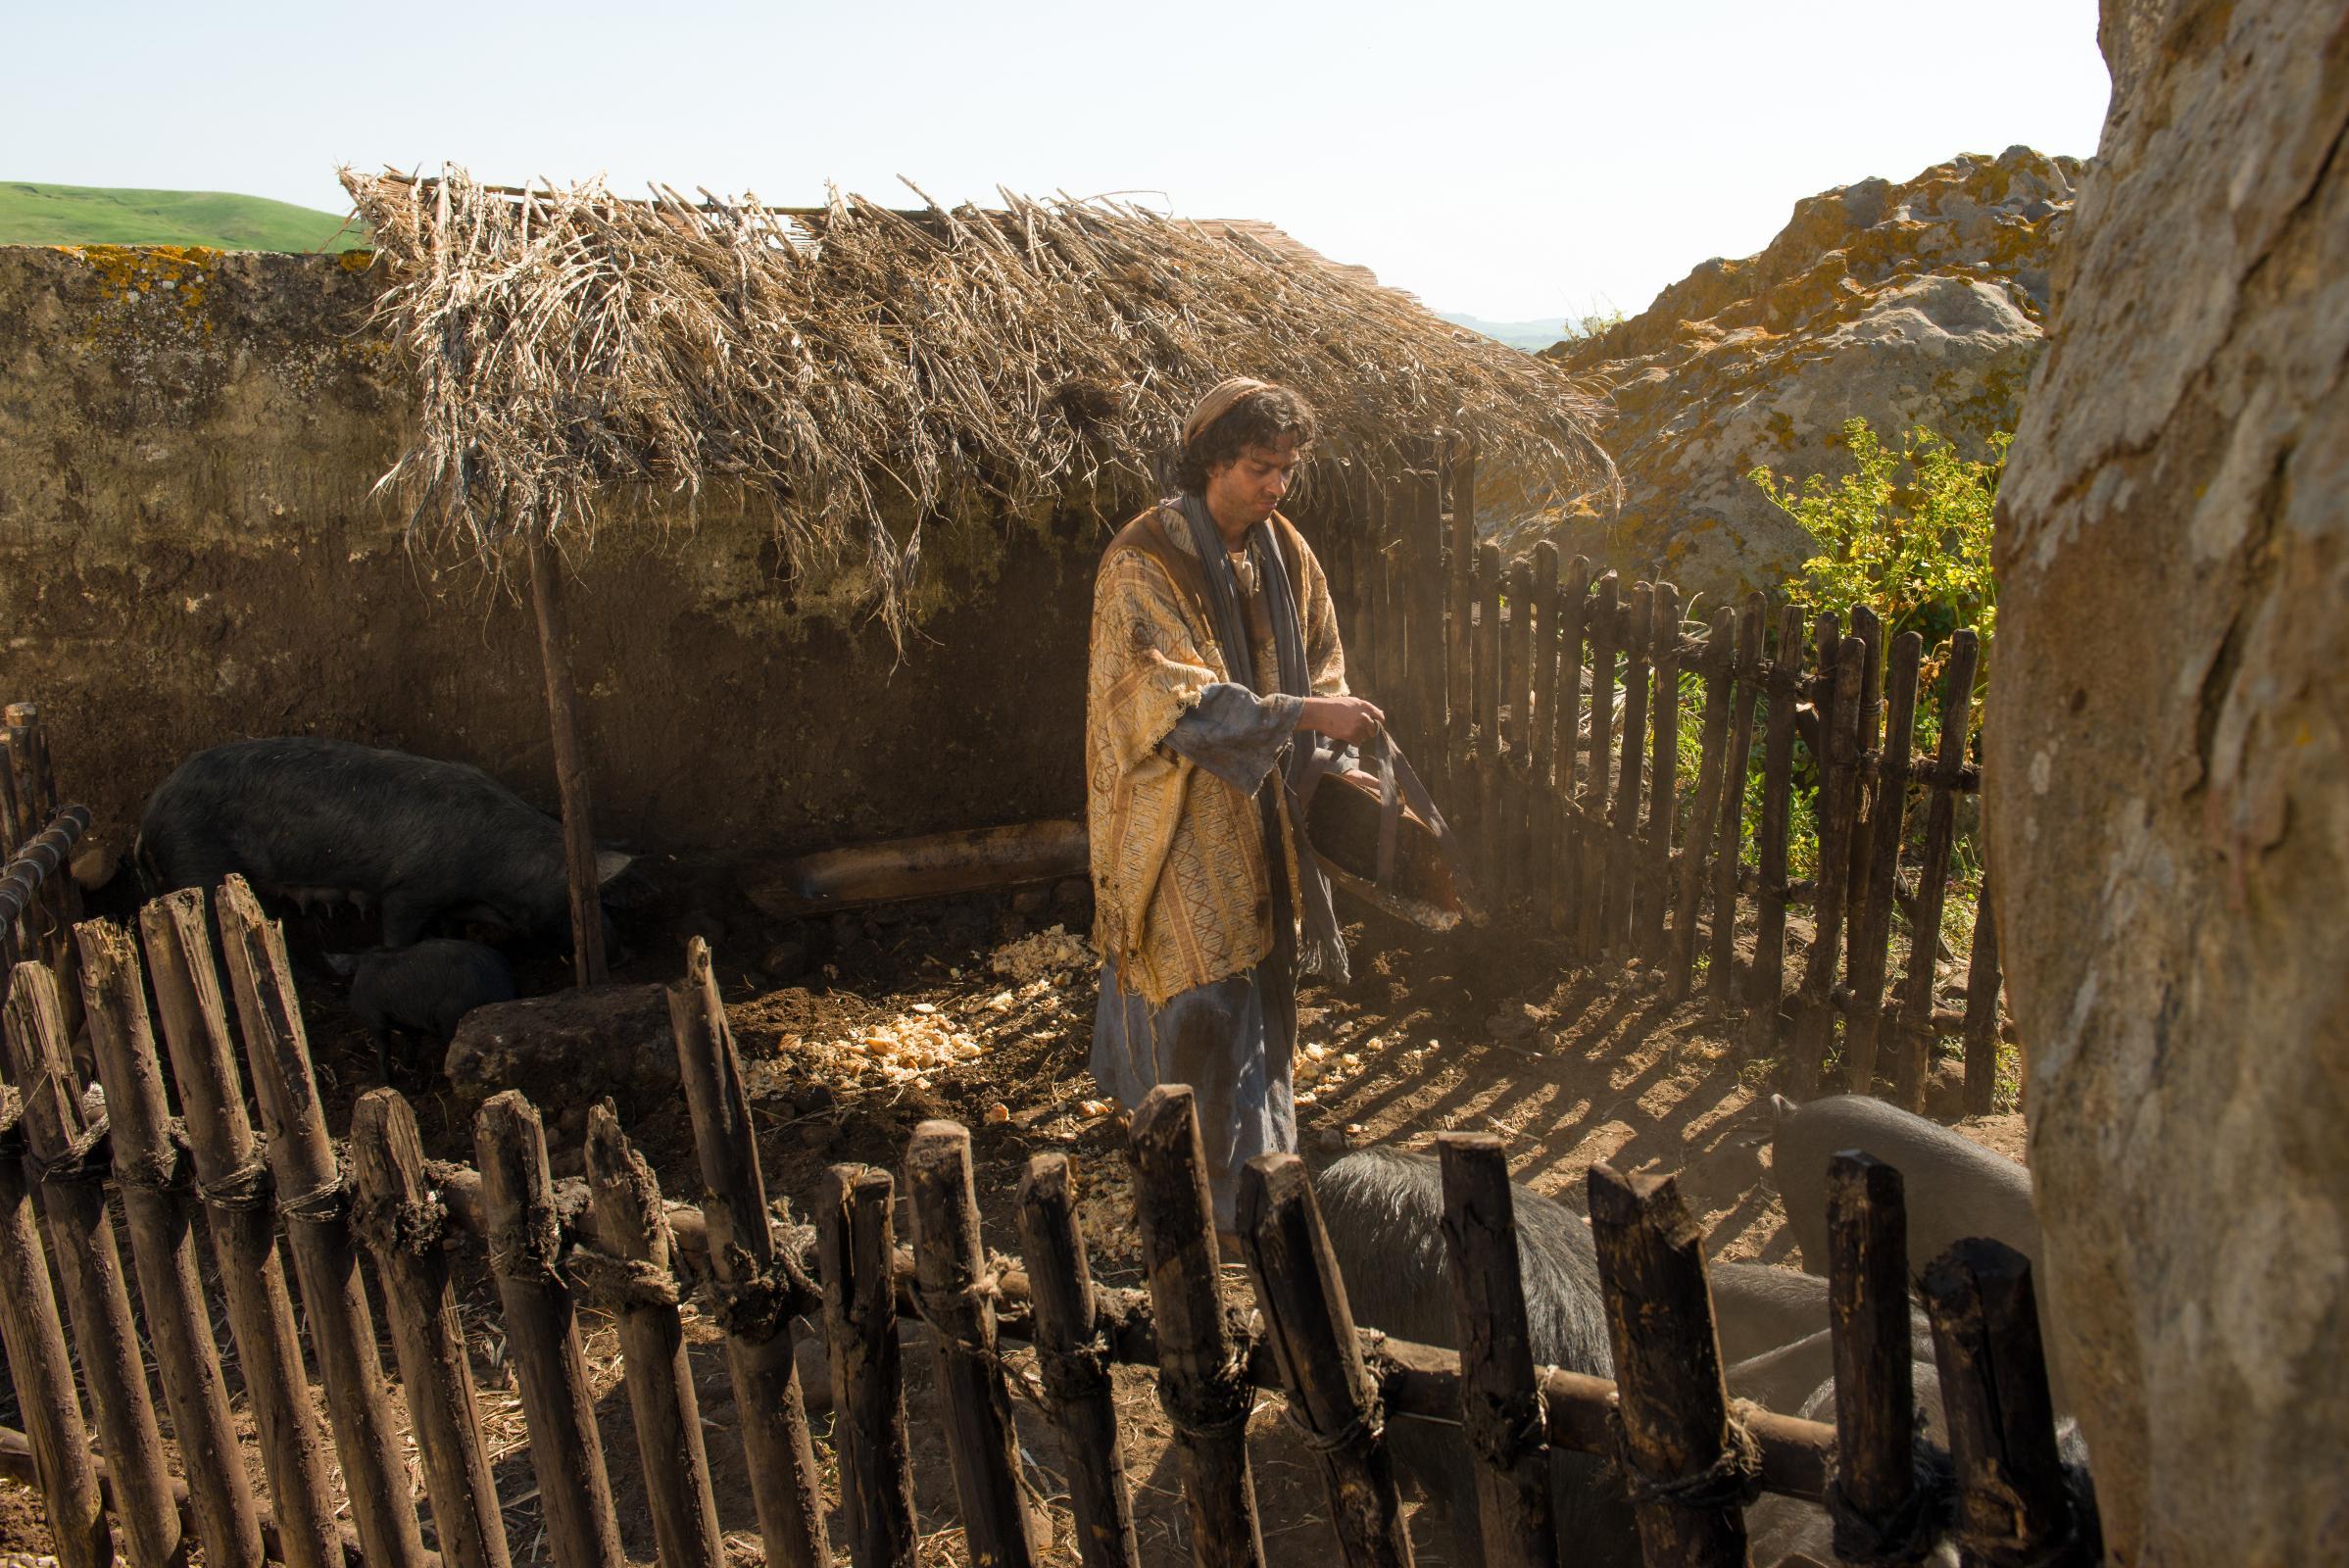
[1751,417,2005,650]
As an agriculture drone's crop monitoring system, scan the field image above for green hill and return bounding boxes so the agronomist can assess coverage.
[0,182,367,252]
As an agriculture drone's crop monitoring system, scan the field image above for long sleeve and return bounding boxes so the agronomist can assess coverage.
[1164,682,1302,792]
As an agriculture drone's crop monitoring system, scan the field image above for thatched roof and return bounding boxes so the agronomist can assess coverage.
[341,167,1613,639]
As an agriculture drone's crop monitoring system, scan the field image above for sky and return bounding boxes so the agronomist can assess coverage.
[9,0,2112,322]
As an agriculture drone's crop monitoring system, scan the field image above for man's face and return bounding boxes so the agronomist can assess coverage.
[1206,437,1302,526]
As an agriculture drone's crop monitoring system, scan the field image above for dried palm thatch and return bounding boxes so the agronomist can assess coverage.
[342,166,1614,642]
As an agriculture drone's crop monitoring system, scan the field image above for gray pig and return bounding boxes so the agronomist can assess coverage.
[1769,1094,2041,1280]
[138,737,634,949]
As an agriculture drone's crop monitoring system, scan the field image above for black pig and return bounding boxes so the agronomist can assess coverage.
[137,738,634,950]
[333,939,517,1081]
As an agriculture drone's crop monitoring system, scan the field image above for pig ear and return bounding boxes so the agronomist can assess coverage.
[595,850,636,886]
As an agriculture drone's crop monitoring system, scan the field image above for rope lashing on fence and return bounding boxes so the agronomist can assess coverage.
[1605,1397,1767,1512]
[353,1188,450,1259]
[1279,1366,1389,1456]
[277,1165,354,1227]
[1459,1376,1550,1473]
[706,1240,821,1344]
[907,1252,1008,1358]
[1153,1308,1262,1443]
[1824,1440,1953,1566]
[27,1114,114,1188]
[197,1154,275,1213]
[486,1200,564,1284]
[1031,1320,1116,1403]
[110,1119,195,1196]
[1949,1459,2103,1568]
[564,1242,683,1310]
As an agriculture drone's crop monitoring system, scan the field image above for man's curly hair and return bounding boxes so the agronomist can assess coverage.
[1172,385,1319,494]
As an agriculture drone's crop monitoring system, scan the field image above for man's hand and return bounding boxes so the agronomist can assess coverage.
[1297,694,1386,746]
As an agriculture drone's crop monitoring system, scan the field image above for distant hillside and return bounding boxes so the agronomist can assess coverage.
[1439,313,1571,352]
[0,182,367,251]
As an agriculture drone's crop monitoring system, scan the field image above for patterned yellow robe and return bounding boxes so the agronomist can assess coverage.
[1085,501,1347,1006]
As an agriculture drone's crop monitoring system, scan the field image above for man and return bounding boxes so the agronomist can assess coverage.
[1085,377,1383,1246]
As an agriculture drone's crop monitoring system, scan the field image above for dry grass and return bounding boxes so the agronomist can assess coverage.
[340,167,1616,643]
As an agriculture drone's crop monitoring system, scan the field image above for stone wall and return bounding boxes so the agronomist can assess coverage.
[0,246,1114,870]
[1986,0,2348,1560]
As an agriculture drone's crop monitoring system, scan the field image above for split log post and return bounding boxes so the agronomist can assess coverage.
[1825,1153,1924,1563]
[1746,603,1810,1053]
[75,922,266,1568]
[1235,1153,1412,1568]
[1586,1163,1750,1567]
[0,1085,109,1568]
[1016,1154,1142,1568]
[1444,438,1476,792]
[1502,554,1536,908]
[1840,633,1923,1095]
[473,1093,626,1568]
[580,1103,725,1568]
[1605,583,1654,955]
[1474,543,1505,894]
[1843,606,1884,980]
[1367,475,1397,738]
[820,1164,919,1568]
[1129,1085,1265,1568]
[215,877,429,1568]
[1640,580,1684,964]
[1891,630,1982,1111]
[1529,542,1561,907]
[1708,596,1768,1005]
[904,1120,1039,1567]
[350,1091,511,1568]
[1408,434,1449,752]
[1550,556,1590,934]
[1961,870,2005,1116]
[1667,606,1737,1001]
[138,890,344,1568]
[3,961,186,1568]
[667,938,832,1568]
[1437,1133,1558,1568]
[524,531,609,987]
[1788,632,1864,1094]
[1575,572,1621,961]
[1921,1240,2086,1565]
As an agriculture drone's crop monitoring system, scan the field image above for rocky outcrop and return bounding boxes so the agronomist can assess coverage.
[1545,148,2079,595]
[1986,1,2349,1561]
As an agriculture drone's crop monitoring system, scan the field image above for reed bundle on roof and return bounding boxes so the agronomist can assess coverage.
[341,166,1614,641]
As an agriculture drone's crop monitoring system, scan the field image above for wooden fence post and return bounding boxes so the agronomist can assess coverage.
[1641,580,1684,965]
[667,938,832,1568]
[215,877,428,1568]
[1551,557,1590,935]
[1892,630,1982,1110]
[1530,542,1561,912]
[1841,633,1923,1095]
[1474,542,1505,896]
[1843,605,1884,982]
[819,1164,920,1568]
[1586,1164,1750,1566]
[1236,1154,1412,1568]
[1606,583,1654,955]
[1575,572,1621,962]
[1826,1154,1928,1564]
[75,921,266,1568]
[2,960,186,1568]
[1746,603,1810,1052]
[1961,870,2005,1116]
[1444,438,1476,795]
[905,1120,1040,1567]
[139,891,344,1568]
[1708,597,1768,1006]
[1667,606,1736,1001]
[581,1103,726,1568]
[1130,1085,1265,1568]
[1503,554,1537,908]
[351,1090,512,1568]
[1922,1241,2089,1566]
[0,1084,109,1568]
[1789,633,1865,1093]
[1017,1153,1143,1568]
[1437,1133,1558,1568]
[525,532,610,987]
[475,1092,627,1568]
[1407,434,1449,755]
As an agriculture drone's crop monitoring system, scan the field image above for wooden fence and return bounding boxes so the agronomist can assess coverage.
[1,884,2091,1567]
[1324,439,2007,1114]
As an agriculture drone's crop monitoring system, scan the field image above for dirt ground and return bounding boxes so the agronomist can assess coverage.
[0,884,2022,1565]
